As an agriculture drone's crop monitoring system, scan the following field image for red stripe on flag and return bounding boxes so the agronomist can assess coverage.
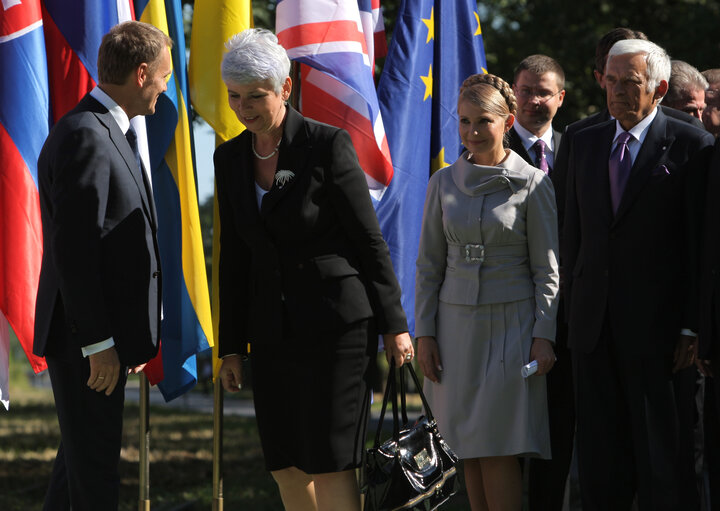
[0,123,46,374]
[143,341,164,385]
[41,3,96,123]
[279,20,367,53]
[301,76,393,186]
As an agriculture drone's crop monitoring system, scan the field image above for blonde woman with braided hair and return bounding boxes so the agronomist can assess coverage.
[415,73,559,510]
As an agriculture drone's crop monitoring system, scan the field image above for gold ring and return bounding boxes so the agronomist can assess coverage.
[98,376,105,379]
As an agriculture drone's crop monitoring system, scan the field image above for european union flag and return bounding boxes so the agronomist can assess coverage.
[376,0,487,335]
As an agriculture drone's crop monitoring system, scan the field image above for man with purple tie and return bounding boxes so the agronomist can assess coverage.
[563,39,714,510]
[508,54,565,174]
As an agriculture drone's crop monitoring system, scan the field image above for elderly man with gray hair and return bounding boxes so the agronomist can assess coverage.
[665,60,708,121]
[563,38,715,510]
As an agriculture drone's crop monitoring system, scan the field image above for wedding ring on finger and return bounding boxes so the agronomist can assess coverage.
[405,353,413,361]
[98,376,105,380]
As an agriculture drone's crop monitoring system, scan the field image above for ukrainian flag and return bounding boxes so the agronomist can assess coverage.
[136,0,213,401]
[189,0,252,377]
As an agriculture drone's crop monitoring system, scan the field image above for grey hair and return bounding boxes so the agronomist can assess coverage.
[702,68,720,86]
[607,39,671,93]
[666,60,709,105]
[221,28,291,92]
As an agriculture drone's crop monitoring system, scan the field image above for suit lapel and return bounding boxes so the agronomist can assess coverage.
[86,97,157,228]
[508,127,534,166]
[260,107,310,216]
[588,121,616,225]
[613,110,672,223]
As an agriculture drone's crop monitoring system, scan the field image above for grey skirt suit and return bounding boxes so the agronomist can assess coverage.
[415,149,559,459]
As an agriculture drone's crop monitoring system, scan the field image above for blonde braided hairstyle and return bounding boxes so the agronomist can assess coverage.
[458,73,516,149]
[459,73,517,116]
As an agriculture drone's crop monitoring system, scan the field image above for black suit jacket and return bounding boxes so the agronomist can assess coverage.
[508,125,562,173]
[214,107,407,357]
[563,108,714,357]
[699,137,720,360]
[34,94,161,366]
[553,106,704,236]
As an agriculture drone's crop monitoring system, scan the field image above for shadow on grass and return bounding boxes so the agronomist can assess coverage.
[0,386,470,511]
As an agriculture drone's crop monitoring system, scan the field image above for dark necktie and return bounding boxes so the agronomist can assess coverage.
[609,131,633,213]
[125,125,157,225]
[125,126,144,174]
[532,139,549,174]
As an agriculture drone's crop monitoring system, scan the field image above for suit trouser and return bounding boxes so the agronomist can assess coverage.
[672,365,701,510]
[43,340,127,511]
[528,308,575,511]
[572,319,680,511]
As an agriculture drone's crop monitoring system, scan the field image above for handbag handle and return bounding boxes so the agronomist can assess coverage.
[373,360,438,447]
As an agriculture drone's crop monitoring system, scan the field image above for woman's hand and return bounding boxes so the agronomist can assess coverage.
[530,338,556,376]
[219,355,243,392]
[383,332,414,368]
[417,336,443,383]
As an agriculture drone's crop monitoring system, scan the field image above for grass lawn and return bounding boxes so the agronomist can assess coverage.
[1,369,472,510]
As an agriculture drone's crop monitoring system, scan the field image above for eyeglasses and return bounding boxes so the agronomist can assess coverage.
[514,88,563,101]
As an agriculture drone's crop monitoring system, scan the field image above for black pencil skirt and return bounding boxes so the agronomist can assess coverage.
[249,318,377,474]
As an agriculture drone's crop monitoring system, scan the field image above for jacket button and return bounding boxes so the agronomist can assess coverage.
[152,271,160,278]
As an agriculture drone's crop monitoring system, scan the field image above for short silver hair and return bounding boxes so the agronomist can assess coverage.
[607,39,671,93]
[666,60,708,105]
[221,28,291,93]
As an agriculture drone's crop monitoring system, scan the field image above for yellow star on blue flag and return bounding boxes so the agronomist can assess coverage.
[376,0,488,335]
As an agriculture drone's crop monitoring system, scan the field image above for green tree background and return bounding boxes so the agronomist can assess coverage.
[186,0,720,135]
[187,0,720,276]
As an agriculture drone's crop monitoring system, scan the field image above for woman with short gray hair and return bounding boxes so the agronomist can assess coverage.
[214,28,413,511]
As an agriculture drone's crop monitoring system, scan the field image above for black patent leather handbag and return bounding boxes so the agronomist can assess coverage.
[361,360,459,511]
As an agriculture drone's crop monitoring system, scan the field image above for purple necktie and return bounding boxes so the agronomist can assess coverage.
[532,139,549,174]
[608,131,633,213]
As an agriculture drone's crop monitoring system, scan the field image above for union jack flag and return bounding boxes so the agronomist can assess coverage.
[276,0,393,200]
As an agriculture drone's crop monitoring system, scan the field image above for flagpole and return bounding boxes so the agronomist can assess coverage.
[212,376,224,511]
[139,372,151,511]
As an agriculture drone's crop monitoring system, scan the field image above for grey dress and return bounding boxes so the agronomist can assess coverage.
[415,149,559,459]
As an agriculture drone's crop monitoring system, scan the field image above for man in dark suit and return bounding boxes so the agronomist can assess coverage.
[699,137,720,507]
[33,21,172,511]
[563,39,714,510]
[508,54,564,173]
[554,28,704,227]
[508,53,572,511]
[663,58,711,510]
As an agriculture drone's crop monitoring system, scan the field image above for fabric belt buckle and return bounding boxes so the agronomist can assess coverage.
[464,243,484,263]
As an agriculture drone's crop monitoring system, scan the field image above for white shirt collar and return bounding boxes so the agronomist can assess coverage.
[513,122,556,153]
[613,106,658,146]
[89,86,131,134]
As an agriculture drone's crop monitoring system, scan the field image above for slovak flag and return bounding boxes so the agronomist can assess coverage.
[276,0,394,201]
[0,0,51,409]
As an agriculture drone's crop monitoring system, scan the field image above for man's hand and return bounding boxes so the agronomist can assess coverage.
[673,334,697,373]
[417,336,442,383]
[88,347,121,396]
[530,338,556,376]
[383,332,414,368]
[219,355,243,393]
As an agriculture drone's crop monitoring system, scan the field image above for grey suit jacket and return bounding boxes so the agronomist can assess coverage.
[415,150,559,341]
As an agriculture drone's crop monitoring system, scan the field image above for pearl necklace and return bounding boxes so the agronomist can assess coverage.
[252,135,281,160]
